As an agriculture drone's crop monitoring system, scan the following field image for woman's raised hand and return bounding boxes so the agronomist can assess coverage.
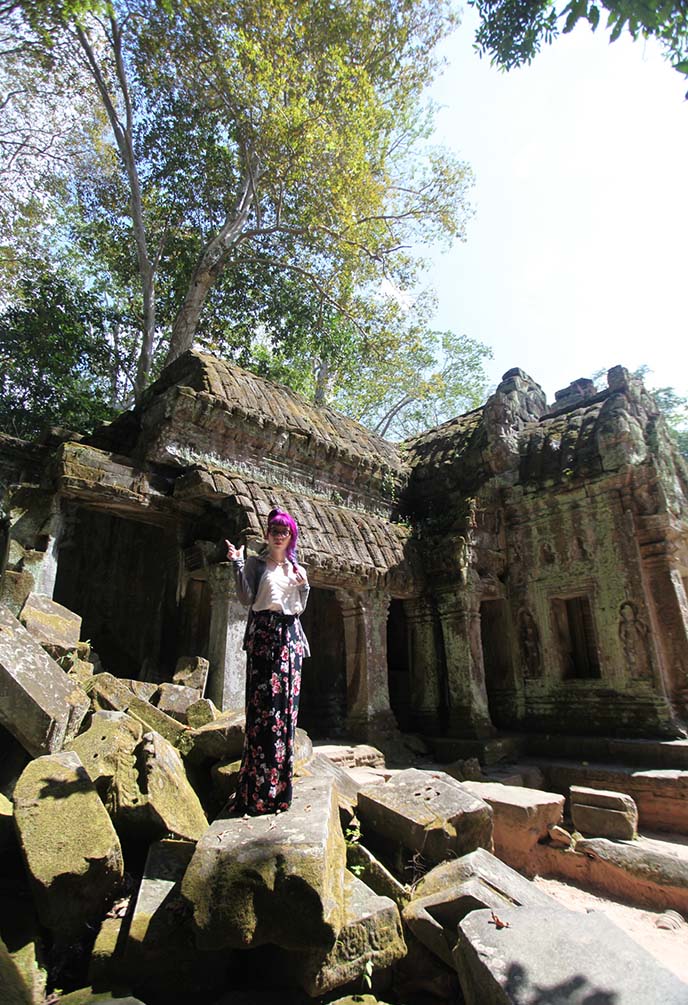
[225,540,245,562]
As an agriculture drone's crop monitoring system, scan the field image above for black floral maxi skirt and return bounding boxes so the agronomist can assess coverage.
[235,610,304,814]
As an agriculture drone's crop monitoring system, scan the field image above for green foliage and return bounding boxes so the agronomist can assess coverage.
[1,0,474,403]
[0,267,124,436]
[334,326,492,440]
[470,0,688,85]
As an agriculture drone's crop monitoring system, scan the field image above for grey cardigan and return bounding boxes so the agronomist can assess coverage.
[231,553,311,657]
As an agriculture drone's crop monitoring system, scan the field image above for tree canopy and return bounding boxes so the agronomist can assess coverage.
[469,0,688,83]
[1,0,489,433]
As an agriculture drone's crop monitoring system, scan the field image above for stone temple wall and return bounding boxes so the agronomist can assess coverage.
[1,352,687,744]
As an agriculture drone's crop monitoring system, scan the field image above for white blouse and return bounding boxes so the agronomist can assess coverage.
[252,559,307,615]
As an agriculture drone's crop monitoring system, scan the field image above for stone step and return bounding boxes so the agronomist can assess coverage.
[525,733,688,769]
[427,734,528,766]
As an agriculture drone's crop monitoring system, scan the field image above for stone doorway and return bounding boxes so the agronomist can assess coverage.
[480,598,515,728]
[299,587,346,738]
[53,507,179,679]
[387,599,411,731]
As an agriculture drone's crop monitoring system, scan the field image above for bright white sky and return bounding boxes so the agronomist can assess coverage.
[425,8,688,404]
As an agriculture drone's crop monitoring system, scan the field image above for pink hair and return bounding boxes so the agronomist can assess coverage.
[267,507,299,570]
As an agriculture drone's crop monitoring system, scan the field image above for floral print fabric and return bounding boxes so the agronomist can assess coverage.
[234,610,303,814]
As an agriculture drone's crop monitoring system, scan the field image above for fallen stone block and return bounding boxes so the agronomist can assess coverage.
[413,846,557,905]
[124,839,227,998]
[182,776,346,951]
[153,682,202,723]
[19,593,81,658]
[67,712,208,842]
[461,780,564,870]
[172,655,209,694]
[357,769,493,868]
[570,784,638,840]
[0,604,90,756]
[353,744,385,768]
[285,871,406,996]
[85,673,192,754]
[13,750,123,937]
[315,744,356,768]
[406,848,557,968]
[186,707,245,762]
[454,906,688,1005]
[570,784,637,813]
[572,803,638,840]
[186,697,219,728]
[120,680,158,702]
[297,752,361,811]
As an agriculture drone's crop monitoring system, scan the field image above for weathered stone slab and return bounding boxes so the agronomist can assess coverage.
[67,712,207,841]
[13,751,123,936]
[182,776,346,951]
[153,682,202,723]
[85,673,192,754]
[572,802,638,840]
[0,604,90,757]
[357,769,493,867]
[406,848,558,968]
[172,655,209,693]
[454,906,688,1005]
[124,839,227,997]
[19,593,81,658]
[461,781,564,869]
[286,871,406,996]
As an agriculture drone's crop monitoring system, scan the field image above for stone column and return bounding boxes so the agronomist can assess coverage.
[205,564,248,712]
[336,588,399,742]
[404,596,443,734]
[640,549,688,716]
[435,587,495,738]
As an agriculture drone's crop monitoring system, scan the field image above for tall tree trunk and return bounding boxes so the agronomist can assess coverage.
[166,172,257,364]
[75,20,156,403]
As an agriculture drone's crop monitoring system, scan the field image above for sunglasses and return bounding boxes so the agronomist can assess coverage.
[268,526,290,537]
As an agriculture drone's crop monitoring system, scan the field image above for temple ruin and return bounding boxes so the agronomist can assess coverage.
[2,350,687,749]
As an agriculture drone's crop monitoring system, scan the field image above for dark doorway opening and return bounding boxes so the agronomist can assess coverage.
[54,507,179,679]
[387,599,411,731]
[480,598,514,728]
[551,594,601,679]
[299,587,346,738]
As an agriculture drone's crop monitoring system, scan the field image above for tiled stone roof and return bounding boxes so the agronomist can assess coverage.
[174,466,413,589]
[143,350,402,474]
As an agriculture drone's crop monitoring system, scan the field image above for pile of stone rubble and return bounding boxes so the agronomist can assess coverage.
[1,595,687,1005]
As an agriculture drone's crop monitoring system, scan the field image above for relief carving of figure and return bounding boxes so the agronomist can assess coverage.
[618,601,653,680]
[519,608,542,678]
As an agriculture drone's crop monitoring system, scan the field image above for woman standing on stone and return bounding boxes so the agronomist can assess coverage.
[225,507,310,814]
